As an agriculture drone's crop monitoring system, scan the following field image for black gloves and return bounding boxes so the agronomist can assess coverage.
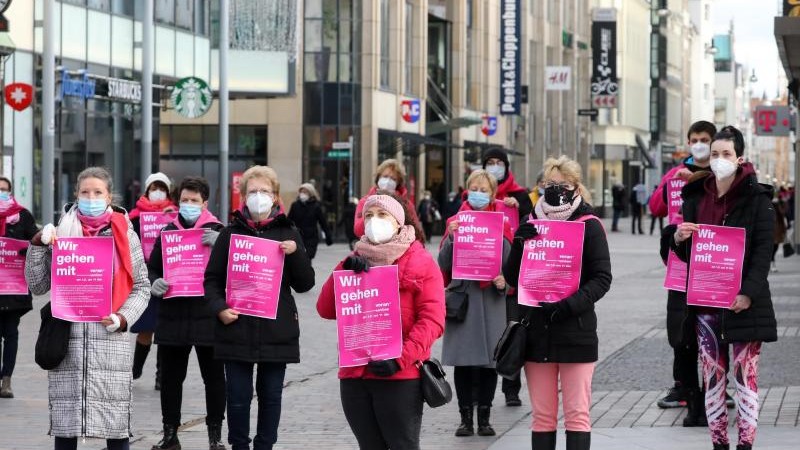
[18,247,28,257]
[367,359,401,377]
[514,222,539,243]
[343,255,370,273]
[326,235,334,246]
[539,301,571,324]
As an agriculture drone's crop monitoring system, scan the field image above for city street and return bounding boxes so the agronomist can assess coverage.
[1,219,798,450]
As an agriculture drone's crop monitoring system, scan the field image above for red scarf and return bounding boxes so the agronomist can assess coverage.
[0,198,23,236]
[173,208,220,230]
[439,199,513,288]
[77,211,134,313]
[128,196,175,220]
[495,171,527,201]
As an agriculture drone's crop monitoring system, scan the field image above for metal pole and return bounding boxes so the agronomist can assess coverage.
[348,135,354,199]
[42,0,55,224]
[219,0,230,223]
[141,0,154,185]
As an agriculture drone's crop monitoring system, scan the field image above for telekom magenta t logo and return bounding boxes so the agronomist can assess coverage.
[757,109,777,133]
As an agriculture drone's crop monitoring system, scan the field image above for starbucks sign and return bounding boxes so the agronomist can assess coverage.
[171,77,213,119]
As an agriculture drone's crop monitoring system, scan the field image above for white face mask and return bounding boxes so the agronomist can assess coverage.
[486,164,506,182]
[299,193,310,202]
[247,192,274,216]
[690,143,710,161]
[148,190,167,202]
[710,157,738,180]
[365,217,397,244]
[377,177,397,192]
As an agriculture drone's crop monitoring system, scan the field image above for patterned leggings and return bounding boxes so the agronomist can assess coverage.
[697,312,762,447]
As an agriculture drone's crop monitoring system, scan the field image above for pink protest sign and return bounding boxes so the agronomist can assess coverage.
[225,235,285,319]
[139,212,177,262]
[496,201,520,235]
[161,229,209,299]
[0,238,29,295]
[452,211,504,281]
[663,251,688,292]
[687,225,746,308]
[51,237,114,322]
[517,220,585,306]
[333,265,402,367]
[666,179,687,225]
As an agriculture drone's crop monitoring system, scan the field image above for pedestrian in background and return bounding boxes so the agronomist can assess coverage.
[147,177,226,450]
[630,181,647,234]
[611,181,626,232]
[504,156,612,450]
[340,196,359,250]
[528,171,545,209]
[204,165,315,450]
[649,185,664,235]
[129,172,177,388]
[317,193,445,450]
[439,169,512,437]
[288,182,332,259]
[417,190,439,243]
[0,177,38,399]
[25,167,150,450]
[772,195,788,272]
[353,159,419,239]
[671,126,777,450]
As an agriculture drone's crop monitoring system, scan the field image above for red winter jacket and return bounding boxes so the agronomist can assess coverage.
[316,241,446,380]
[353,185,419,238]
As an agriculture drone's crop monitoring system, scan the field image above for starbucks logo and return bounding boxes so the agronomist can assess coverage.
[171,77,213,119]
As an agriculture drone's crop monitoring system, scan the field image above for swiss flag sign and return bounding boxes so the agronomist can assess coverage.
[5,83,33,112]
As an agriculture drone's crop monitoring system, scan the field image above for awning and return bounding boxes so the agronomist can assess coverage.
[775,17,800,99]
[635,134,656,169]
[463,140,524,157]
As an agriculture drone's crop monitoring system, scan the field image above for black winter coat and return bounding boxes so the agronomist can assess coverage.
[1,208,38,314]
[504,202,612,363]
[149,216,224,346]
[204,210,315,363]
[670,173,777,344]
[287,198,331,259]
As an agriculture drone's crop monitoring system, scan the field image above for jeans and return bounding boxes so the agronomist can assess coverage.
[54,437,128,450]
[453,366,498,408]
[224,361,286,450]
[611,208,623,231]
[0,311,21,377]
[340,378,423,450]
[160,344,226,426]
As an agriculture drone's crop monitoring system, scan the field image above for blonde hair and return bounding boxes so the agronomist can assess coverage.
[542,156,592,204]
[239,166,280,200]
[466,169,498,199]
[374,159,406,187]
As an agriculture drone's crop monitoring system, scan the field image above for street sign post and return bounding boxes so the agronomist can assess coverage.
[578,108,599,117]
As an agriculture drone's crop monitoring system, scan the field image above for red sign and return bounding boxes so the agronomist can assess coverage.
[592,95,617,108]
[754,106,791,136]
[231,172,243,213]
[5,83,33,111]
[481,115,498,136]
[401,99,421,123]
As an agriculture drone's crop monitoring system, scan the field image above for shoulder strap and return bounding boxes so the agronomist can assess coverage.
[576,214,606,234]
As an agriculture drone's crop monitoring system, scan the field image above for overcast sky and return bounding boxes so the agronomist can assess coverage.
[712,0,784,99]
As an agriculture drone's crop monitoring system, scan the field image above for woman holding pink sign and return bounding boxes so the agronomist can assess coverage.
[504,156,612,450]
[671,126,777,450]
[0,176,38,399]
[439,169,512,438]
[317,192,444,450]
[24,167,151,450]
[147,176,226,450]
[204,165,315,450]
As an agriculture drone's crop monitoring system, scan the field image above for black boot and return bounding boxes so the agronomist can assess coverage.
[154,346,162,390]
[531,431,557,450]
[207,423,225,450]
[565,430,590,450]
[712,444,730,450]
[477,405,496,436]
[132,342,151,380]
[455,407,474,437]
[735,445,751,450]
[682,390,708,427]
[151,424,180,450]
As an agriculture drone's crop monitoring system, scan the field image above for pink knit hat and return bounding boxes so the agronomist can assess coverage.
[363,194,405,225]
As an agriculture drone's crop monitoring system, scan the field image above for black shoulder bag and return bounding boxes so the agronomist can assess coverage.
[444,284,469,322]
[494,309,534,380]
[35,302,72,370]
[417,358,453,408]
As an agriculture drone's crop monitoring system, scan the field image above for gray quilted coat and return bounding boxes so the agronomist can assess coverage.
[25,223,150,439]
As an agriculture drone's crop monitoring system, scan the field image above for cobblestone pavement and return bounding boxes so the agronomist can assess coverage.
[1,222,797,450]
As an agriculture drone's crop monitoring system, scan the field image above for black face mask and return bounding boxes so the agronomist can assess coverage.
[544,185,576,206]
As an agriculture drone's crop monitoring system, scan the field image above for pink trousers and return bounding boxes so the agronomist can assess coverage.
[525,362,595,432]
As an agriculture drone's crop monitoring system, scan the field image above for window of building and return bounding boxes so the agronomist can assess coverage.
[380,0,390,89]
[88,0,110,11]
[175,0,194,30]
[111,0,135,16]
[404,1,413,94]
[156,0,175,25]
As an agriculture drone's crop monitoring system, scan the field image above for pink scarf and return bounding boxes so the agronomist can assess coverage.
[173,208,220,230]
[0,198,23,236]
[533,196,583,221]
[353,225,416,267]
[78,210,113,236]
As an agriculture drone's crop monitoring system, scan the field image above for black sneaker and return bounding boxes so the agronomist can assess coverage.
[657,386,687,409]
[505,393,522,407]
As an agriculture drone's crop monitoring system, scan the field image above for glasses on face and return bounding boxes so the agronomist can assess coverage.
[247,189,274,196]
[544,182,574,190]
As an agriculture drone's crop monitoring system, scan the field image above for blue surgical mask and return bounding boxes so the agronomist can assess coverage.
[0,191,10,202]
[467,191,491,209]
[179,203,202,223]
[78,198,109,217]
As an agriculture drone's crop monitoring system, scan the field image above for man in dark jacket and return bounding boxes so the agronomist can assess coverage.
[147,176,227,450]
[611,182,626,232]
[287,182,332,259]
